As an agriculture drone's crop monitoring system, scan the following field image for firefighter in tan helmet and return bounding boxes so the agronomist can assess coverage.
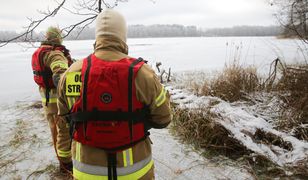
[31,26,73,172]
[57,9,172,179]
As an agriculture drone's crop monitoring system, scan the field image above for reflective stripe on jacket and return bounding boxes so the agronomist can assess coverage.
[71,140,154,180]
[73,142,153,179]
[39,88,58,104]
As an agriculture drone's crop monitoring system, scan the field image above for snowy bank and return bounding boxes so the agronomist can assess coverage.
[168,85,308,169]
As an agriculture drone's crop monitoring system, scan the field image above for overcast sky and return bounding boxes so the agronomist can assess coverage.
[0,0,277,32]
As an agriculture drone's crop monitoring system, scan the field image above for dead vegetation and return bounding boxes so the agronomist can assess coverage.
[170,103,301,178]
[173,58,307,140]
[170,58,308,178]
[206,62,261,102]
[26,164,73,180]
[273,64,308,140]
[253,129,293,151]
[171,102,307,178]
[9,119,27,148]
[170,102,249,158]
[173,62,262,102]
[0,102,58,178]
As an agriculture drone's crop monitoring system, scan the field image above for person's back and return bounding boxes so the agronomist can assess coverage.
[57,10,172,179]
[31,26,73,172]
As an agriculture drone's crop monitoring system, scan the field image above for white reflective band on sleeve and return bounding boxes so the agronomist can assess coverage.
[73,155,152,176]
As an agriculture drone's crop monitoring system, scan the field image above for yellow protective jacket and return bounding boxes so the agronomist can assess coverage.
[57,36,172,179]
[36,43,72,163]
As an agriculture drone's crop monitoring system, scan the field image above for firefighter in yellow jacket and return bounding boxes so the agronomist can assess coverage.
[57,10,172,179]
[31,27,72,172]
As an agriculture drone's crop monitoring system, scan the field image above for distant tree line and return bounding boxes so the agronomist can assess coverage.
[67,25,283,39]
[0,25,283,42]
[128,24,201,37]
[203,25,282,37]
[62,24,203,39]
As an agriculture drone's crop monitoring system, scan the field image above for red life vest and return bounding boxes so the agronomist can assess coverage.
[32,45,72,89]
[69,54,150,151]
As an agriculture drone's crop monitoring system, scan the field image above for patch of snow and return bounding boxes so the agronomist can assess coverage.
[167,85,308,167]
[0,101,253,179]
[151,129,253,180]
[0,102,58,179]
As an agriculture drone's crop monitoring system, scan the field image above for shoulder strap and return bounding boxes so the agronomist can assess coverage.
[82,55,92,111]
[37,47,53,105]
[128,57,144,141]
[57,45,73,66]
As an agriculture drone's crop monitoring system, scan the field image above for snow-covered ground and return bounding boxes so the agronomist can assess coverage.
[152,129,253,180]
[167,84,308,170]
[0,102,58,179]
[0,101,253,179]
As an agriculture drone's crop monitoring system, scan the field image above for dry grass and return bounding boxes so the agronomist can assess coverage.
[181,60,307,140]
[172,61,262,103]
[9,119,26,147]
[253,129,293,151]
[26,164,73,180]
[289,157,308,178]
[171,103,308,178]
[170,102,249,158]
[198,61,261,102]
[273,64,308,140]
[170,61,308,178]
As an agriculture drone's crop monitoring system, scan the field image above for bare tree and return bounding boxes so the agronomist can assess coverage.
[0,0,129,47]
[271,0,308,43]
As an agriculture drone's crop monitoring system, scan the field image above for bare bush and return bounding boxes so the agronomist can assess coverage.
[171,104,249,157]
[202,62,261,102]
[272,0,308,43]
[275,64,308,140]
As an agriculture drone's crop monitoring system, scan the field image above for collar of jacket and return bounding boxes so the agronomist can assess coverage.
[41,41,62,47]
[94,35,128,55]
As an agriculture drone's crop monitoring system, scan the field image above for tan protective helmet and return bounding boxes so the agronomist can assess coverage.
[45,26,63,44]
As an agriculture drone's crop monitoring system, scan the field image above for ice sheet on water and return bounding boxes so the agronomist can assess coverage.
[0,37,307,103]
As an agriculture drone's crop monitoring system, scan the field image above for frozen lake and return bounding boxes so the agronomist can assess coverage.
[0,37,307,103]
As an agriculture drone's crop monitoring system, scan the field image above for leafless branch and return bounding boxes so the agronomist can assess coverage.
[55,0,98,15]
[0,0,66,47]
[62,15,97,38]
[155,62,172,83]
[0,0,130,47]
[272,0,308,43]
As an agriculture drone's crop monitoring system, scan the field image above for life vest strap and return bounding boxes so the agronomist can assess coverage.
[128,58,144,142]
[82,55,92,111]
[74,132,150,152]
[107,153,117,180]
[33,70,52,76]
[68,108,149,123]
